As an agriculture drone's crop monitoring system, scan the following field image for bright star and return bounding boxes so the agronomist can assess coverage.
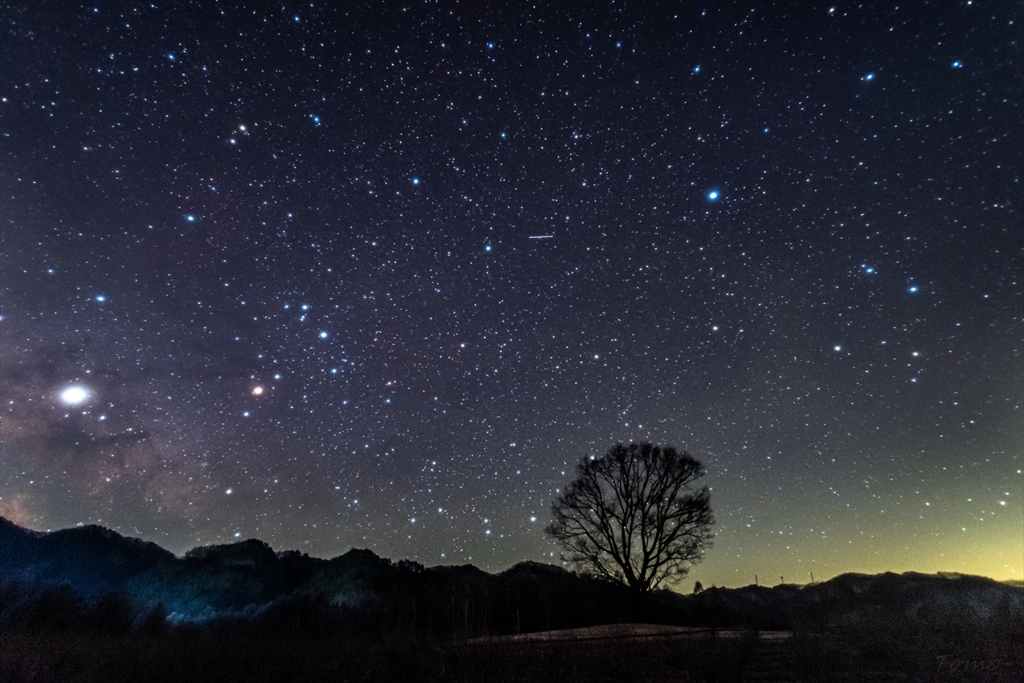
[252,386,264,396]
[95,295,106,302]
[319,331,328,339]
[864,73,875,81]
[485,245,492,252]
[693,65,701,73]
[952,61,962,68]
[909,286,919,293]
[186,215,195,222]
[707,190,719,201]
[411,177,420,185]
[60,386,89,405]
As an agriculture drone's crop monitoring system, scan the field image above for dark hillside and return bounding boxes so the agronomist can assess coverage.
[0,517,173,597]
[123,539,328,619]
[1,517,1021,640]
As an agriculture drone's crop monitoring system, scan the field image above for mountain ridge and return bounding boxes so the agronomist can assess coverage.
[2,516,1020,635]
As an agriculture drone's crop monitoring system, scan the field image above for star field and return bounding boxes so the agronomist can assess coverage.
[1,2,1021,587]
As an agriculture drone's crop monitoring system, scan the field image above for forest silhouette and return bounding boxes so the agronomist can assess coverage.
[2,516,1022,682]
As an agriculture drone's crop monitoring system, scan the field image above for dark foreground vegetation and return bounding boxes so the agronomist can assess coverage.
[1,612,1021,683]
[2,517,1022,681]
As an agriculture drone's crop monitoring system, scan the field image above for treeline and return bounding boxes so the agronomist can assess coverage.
[0,580,166,637]
[0,562,686,640]
[7,568,1022,642]
[3,517,1023,642]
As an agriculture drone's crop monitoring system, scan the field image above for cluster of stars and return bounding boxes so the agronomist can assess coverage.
[0,2,1018,586]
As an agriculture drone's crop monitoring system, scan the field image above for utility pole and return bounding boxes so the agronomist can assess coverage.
[754,574,758,586]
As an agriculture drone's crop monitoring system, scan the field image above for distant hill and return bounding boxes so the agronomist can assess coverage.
[0,516,174,597]
[2,516,1021,637]
[662,571,1024,629]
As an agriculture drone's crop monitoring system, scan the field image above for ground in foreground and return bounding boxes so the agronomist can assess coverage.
[1,616,1020,682]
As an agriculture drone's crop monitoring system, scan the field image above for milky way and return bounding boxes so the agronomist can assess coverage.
[1,2,1020,587]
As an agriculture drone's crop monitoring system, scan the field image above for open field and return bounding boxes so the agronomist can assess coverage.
[1,615,1020,683]
[471,622,794,643]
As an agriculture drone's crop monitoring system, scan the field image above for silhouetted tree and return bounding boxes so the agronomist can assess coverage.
[136,603,169,637]
[546,442,714,592]
[88,590,136,635]
[12,584,85,631]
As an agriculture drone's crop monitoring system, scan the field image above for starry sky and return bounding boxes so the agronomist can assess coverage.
[1,1,1021,588]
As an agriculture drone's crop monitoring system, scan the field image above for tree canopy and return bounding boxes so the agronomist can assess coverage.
[545,443,714,592]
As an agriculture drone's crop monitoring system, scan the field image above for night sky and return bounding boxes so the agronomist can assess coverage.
[1,2,1021,588]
